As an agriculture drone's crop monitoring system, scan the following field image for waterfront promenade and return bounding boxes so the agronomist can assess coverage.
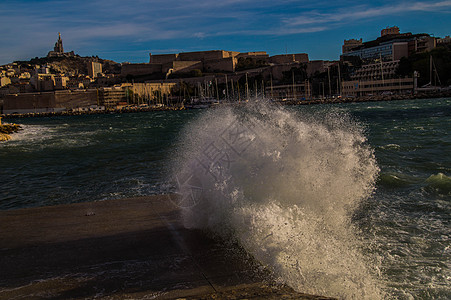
[0,195,332,299]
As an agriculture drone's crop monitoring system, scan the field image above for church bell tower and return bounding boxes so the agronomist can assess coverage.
[54,32,64,53]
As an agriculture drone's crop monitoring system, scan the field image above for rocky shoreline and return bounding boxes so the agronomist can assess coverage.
[0,118,21,141]
[0,105,184,119]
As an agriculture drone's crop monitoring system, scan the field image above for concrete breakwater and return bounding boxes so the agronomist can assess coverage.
[0,105,185,119]
[0,195,334,299]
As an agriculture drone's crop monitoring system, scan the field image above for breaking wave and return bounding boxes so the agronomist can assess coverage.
[172,101,383,298]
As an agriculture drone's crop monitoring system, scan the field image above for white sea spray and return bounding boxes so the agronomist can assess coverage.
[173,101,383,298]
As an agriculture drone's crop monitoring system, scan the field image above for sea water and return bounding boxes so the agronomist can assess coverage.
[1,98,450,299]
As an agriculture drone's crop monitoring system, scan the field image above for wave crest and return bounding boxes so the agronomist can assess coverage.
[172,101,382,298]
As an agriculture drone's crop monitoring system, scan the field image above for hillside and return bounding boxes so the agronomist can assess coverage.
[14,56,121,76]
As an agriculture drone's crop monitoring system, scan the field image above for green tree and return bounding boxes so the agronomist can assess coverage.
[397,44,451,86]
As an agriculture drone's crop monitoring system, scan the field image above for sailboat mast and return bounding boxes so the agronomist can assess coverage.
[231,79,234,100]
[215,78,219,100]
[338,62,342,96]
[432,56,441,86]
[428,55,433,86]
[245,73,249,100]
[225,74,229,101]
[270,73,273,99]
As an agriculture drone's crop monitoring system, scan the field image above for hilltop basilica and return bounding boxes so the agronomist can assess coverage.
[47,33,75,58]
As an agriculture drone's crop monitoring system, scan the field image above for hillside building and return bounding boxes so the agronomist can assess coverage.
[437,35,451,45]
[88,62,103,78]
[340,27,433,97]
[381,26,400,37]
[342,27,436,63]
[1,77,11,87]
[342,39,363,54]
[31,74,55,91]
[54,76,69,90]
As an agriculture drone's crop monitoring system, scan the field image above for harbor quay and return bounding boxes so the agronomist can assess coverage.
[1,89,451,120]
[0,195,334,299]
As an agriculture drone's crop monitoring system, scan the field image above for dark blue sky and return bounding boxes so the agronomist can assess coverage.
[1,0,450,65]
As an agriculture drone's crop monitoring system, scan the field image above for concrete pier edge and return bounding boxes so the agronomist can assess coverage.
[0,195,334,299]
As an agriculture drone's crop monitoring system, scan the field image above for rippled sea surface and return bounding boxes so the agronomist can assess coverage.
[1,111,198,209]
[1,98,450,299]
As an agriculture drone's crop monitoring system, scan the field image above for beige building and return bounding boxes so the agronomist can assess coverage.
[3,90,98,114]
[437,35,451,44]
[170,61,203,73]
[125,82,177,102]
[88,62,103,78]
[342,78,414,97]
[121,63,163,77]
[96,83,178,107]
[237,52,269,60]
[381,26,400,37]
[146,50,242,75]
[343,27,436,63]
[98,87,126,108]
[204,58,236,73]
[306,60,336,76]
[31,74,55,91]
[66,76,93,89]
[150,53,179,64]
[351,60,400,81]
[408,36,436,54]
[1,83,34,95]
[54,76,69,90]
[19,72,31,80]
[178,50,239,62]
[342,39,363,54]
[95,75,121,87]
[136,50,309,77]
[269,53,309,64]
[1,77,11,87]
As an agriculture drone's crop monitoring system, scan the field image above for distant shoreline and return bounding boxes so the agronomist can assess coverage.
[2,91,450,119]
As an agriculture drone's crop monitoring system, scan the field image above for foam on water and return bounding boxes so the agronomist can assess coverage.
[172,101,383,298]
[4,123,97,149]
[5,124,56,143]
